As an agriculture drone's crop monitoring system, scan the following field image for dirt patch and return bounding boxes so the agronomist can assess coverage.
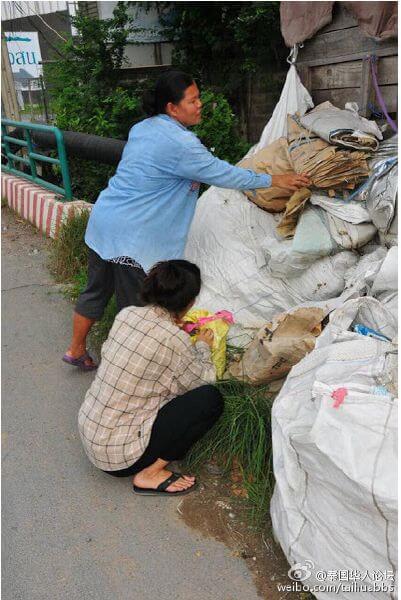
[2,205,50,256]
[178,466,308,600]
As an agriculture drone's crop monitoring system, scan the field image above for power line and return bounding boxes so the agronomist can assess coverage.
[9,3,66,58]
[14,2,68,42]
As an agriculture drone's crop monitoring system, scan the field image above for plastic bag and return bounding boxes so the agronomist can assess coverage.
[310,193,372,224]
[299,100,383,150]
[270,297,397,599]
[253,65,313,153]
[185,185,360,327]
[182,309,234,379]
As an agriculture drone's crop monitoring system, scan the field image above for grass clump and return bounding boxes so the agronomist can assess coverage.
[184,379,276,525]
[49,210,90,282]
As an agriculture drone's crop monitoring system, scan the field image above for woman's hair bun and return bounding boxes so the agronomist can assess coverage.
[141,260,201,313]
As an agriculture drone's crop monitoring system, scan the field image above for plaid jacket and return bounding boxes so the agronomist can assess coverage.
[78,305,216,471]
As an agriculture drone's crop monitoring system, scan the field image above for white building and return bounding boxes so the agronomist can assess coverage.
[1,1,173,68]
[95,2,173,68]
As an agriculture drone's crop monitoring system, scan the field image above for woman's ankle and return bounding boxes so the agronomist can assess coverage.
[139,459,169,477]
[67,345,86,357]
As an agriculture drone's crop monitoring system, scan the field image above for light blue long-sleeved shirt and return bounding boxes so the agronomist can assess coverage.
[85,114,271,272]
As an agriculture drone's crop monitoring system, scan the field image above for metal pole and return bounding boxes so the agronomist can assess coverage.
[39,75,49,123]
[24,129,38,179]
[53,128,73,200]
[27,79,34,119]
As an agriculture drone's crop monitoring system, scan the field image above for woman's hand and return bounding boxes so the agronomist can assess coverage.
[271,172,311,191]
[197,328,214,348]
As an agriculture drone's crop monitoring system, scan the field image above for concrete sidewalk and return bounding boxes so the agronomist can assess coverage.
[1,208,261,600]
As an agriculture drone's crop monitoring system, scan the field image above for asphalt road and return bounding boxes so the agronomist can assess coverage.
[1,208,261,600]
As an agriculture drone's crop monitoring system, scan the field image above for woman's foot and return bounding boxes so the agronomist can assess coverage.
[62,350,97,371]
[133,467,195,493]
[64,312,97,369]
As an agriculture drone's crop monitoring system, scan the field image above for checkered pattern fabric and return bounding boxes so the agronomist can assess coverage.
[78,305,216,471]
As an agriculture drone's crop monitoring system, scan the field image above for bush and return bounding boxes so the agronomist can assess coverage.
[45,2,141,138]
[44,2,257,200]
[68,160,116,204]
[52,85,142,139]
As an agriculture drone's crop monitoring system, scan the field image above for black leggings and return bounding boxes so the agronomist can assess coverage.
[104,385,224,477]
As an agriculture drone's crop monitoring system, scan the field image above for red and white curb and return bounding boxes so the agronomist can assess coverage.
[1,173,92,239]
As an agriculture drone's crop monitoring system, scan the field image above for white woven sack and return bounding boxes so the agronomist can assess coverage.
[270,297,397,600]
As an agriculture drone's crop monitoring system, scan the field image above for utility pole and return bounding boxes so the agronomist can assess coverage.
[1,33,20,121]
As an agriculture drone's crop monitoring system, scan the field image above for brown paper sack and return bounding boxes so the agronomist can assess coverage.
[229,307,325,385]
[239,138,294,212]
[276,187,311,238]
[287,114,370,191]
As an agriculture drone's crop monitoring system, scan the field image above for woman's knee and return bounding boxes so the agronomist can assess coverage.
[197,384,224,417]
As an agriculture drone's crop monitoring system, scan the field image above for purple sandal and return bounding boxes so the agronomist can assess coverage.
[62,351,97,372]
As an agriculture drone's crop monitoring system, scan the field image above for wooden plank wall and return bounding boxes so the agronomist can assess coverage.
[297,3,397,118]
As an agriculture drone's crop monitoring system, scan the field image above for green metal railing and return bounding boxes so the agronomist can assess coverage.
[1,119,73,200]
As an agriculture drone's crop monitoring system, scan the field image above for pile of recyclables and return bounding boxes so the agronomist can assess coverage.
[185,65,397,600]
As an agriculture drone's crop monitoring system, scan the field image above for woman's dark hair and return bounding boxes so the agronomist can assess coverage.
[142,70,194,117]
[141,260,201,313]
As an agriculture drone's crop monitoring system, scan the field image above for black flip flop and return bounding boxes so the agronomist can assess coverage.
[132,472,198,497]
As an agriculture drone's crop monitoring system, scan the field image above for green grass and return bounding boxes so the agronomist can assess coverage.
[49,210,90,282]
[91,296,118,352]
[184,379,277,525]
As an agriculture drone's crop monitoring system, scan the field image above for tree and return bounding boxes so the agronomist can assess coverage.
[45,2,142,139]
[161,2,285,139]
[162,3,283,91]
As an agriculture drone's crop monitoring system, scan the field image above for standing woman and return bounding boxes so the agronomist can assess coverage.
[63,70,309,370]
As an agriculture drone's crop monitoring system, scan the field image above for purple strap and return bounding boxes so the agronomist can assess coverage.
[369,55,398,133]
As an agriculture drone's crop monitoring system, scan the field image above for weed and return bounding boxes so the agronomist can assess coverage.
[68,266,88,302]
[91,296,118,353]
[49,210,90,282]
[184,378,277,525]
